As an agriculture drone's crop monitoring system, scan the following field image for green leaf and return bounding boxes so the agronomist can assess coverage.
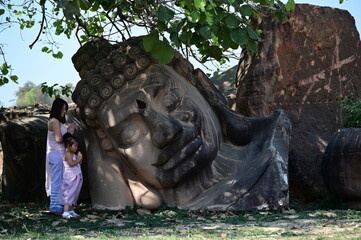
[77,0,92,10]
[41,47,50,53]
[179,30,193,44]
[239,5,253,16]
[205,11,213,25]
[219,29,238,49]
[247,40,258,55]
[1,63,9,75]
[0,9,5,16]
[199,25,214,39]
[99,0,115,11]
[286,0,295,12]
[190,32,202,45]
[226,15,240,29]
[10,75,18,82]
[157,6,175,22]
[194,0,206,12]
[209,46,223,60]
[143,31,159,52]
[170,32,180,48]
[91,1,100,11]
[157,20,168,31]
[230,28,248,46]
[1,68,8,75]
[52,51,63,59]
[190,11,200,23]
[60,0,81,19]
[246,26,261,40]
[150,40,174,64]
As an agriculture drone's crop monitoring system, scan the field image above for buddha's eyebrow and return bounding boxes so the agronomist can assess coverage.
[142,77,168,98]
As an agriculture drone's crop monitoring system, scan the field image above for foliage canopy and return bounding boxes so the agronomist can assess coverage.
[0,0,296,91]
[339,92,361,128]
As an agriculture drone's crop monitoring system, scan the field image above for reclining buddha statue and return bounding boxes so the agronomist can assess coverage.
[71,37,290,211]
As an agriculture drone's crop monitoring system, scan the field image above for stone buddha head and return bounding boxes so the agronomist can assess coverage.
[72,37,252,189]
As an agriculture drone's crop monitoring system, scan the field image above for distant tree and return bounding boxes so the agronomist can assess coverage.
[16,81,73,107]
[16,85,51,107]
[16,81,36,98]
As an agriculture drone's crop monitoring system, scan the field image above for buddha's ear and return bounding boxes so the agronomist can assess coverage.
[192,69,252,146]
[85,129,135,210]
[219,107,252,146]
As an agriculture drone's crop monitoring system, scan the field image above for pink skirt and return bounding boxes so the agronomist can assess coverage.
[62,173,83,206]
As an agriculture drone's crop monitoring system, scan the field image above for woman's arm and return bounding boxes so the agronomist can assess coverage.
[67,123,76,134]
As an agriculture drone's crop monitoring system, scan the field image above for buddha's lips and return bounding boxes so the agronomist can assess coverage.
[153,128,200,168]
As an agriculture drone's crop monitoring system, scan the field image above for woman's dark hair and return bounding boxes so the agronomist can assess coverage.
[50,98,68,124]
[63,132,78,148]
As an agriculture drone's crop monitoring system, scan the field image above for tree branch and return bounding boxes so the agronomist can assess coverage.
[0,45,7,62]
[105,11,126,41]
[28,4,45,49]
[75,15,92,36]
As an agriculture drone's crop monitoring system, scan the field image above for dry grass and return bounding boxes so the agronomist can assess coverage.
[1,198,361,239]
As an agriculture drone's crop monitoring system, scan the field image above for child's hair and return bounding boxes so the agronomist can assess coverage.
[63,132,78,148]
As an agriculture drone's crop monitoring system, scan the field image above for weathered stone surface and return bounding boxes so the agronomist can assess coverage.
[235,4,361,202]
[0,112,89,202]
[0,115,49,201]
[0,144,3,184]
[71,37,291,211]
[180,110,290,211]
[0,105,50,124]
[322,128,361,208]
[210,66,237,106]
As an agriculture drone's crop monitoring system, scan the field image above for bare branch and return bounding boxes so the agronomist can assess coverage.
[75,25,83,46]
[28,4,46,49]
[105,11,126,41]
[0,45,7,62]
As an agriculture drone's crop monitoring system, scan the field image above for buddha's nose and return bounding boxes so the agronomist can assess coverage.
[141,106,182,149]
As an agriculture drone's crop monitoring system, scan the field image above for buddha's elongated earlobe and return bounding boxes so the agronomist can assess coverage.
[192,69,252,146]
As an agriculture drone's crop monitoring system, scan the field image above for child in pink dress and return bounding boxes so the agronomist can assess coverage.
[62,133,83,218]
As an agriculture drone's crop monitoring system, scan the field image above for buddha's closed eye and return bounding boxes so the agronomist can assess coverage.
[163,89,182,112]
[108,114,147,149]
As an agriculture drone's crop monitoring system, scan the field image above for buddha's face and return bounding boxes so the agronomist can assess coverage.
[98,65,222,188]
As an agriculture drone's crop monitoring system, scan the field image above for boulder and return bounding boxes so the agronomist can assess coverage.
[0,144,3,185]
[0,115,49,201]
[235,4,361,202]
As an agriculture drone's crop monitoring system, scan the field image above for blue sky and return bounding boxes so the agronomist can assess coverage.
[0,0,360,107]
